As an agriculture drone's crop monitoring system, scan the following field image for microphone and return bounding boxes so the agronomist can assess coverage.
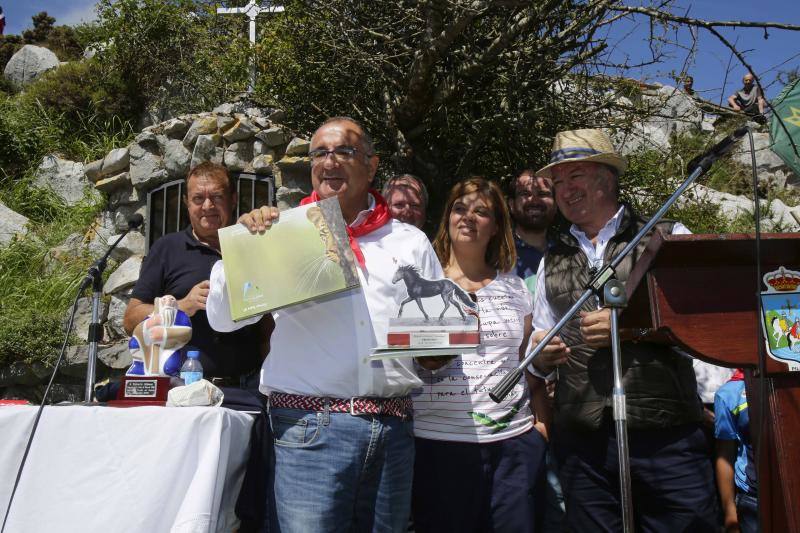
[687,126,749,173]
[79,213,145,292]
[127,213,144,229]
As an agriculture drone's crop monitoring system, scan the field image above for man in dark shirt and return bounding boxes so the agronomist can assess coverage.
[507,168,557,292]
[682,75,695,97]
[123,162,273,384]
[728,72,766,116]
[122,161,274,532]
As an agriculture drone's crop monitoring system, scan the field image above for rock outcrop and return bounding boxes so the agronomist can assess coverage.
[3,44,60,87]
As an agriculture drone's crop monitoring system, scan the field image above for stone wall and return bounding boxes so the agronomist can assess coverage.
[0,103,313,401]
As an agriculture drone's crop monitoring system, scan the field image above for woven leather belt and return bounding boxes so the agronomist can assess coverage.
[269,392,412,418]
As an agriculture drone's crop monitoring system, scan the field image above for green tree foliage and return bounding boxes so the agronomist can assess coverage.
[622,144,731,233]
[0,182,99,368]
[21,12,83,61]
[254,0,610,208]
[88,0,252,119]
[23,12,57,43]
[42,25,85,61]
[0,34,23,72]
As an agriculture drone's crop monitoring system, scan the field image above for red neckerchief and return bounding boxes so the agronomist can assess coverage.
[730,369,745,381]
[300,189,391,269]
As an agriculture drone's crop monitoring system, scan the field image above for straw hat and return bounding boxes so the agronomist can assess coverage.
[536,129,627,178]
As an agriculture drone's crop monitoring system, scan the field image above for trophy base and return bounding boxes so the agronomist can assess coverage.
[107,376,172,407]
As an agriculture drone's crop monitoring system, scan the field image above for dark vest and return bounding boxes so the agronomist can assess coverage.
[545,206,702,431]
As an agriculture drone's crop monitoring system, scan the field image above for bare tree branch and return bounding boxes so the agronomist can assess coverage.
[611,5,800,32]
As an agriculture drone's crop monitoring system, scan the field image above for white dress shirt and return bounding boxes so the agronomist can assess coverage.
[527,205,690,376]
[532,205,690,331]
[207,199,443,398]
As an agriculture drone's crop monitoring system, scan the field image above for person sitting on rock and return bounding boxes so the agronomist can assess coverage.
[728,73,766,116]
[682,75,695,96]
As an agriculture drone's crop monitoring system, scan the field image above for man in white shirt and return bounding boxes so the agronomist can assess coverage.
[529,129,717,531]
[207,117,442,533]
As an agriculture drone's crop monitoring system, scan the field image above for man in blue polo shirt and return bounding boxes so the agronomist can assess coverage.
[715,370,758,533]
[123,162,273,384]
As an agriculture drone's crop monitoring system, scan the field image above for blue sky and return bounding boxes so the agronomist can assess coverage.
[3,0,98,33]
[602,1,800,101]
[3,0,798,101]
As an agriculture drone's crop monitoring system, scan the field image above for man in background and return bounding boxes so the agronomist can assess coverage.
[728,72,766,116]
[507,168,557,292]
[507,168,562,532]
[382,173,428,229]
[682,75,695,97]
[123,161,272,386]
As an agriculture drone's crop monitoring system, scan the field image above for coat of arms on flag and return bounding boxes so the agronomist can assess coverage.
[761,266,800,371]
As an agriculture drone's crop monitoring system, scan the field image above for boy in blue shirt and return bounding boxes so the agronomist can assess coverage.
[714,370,758,532]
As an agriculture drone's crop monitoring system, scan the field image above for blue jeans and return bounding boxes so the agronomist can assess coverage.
[735,492,759,533]
[268,406,414,533]
[541,450,565,533]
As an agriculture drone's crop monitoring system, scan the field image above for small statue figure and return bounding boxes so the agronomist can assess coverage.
[127,295,192,376]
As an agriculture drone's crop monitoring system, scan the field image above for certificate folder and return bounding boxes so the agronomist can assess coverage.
[218,197,360,321]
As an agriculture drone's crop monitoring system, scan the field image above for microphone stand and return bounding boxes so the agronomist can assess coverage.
[82,218,142,402]
[490,126,750,532]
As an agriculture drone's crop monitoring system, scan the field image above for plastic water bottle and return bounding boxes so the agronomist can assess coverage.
[180,350,203,385]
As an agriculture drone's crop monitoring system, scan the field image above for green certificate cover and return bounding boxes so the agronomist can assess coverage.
[218,197,360,321]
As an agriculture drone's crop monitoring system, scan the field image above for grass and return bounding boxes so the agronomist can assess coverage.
[620,125,800,234]
[0,177,104,368]
[0,74,135,374]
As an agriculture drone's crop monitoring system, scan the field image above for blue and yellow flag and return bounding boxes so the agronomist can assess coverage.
[770,78,800,177]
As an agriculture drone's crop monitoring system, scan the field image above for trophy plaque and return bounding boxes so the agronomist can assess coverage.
[108,296,192,407]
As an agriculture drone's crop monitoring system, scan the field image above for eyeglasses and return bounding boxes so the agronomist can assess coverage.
[189,193,228,206]
[308,146,372,164]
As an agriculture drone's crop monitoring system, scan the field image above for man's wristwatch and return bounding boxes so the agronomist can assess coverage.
[631,327,650,343]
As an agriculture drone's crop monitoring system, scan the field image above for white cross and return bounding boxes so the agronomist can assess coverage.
[217,0,285,93]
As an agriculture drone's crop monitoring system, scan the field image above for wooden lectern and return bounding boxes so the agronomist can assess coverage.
[623,232,800,533]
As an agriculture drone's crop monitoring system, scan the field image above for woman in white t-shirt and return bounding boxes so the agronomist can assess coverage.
[411,177,549,532]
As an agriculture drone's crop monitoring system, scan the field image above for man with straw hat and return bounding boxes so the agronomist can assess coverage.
[528,129,717,531]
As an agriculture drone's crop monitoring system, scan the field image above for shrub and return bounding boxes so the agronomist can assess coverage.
[20,60,136,131]
[0,34,23,73]
[0,95,66,177]
[43,25,85,61]
[23,12,56,44]
[88,0,250,119]
[0,62,135,178]
[0,183,102,369]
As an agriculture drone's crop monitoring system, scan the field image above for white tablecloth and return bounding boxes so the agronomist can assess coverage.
[0,405,254,533]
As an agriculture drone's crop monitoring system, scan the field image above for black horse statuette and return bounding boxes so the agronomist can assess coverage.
[392,265,478,321]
